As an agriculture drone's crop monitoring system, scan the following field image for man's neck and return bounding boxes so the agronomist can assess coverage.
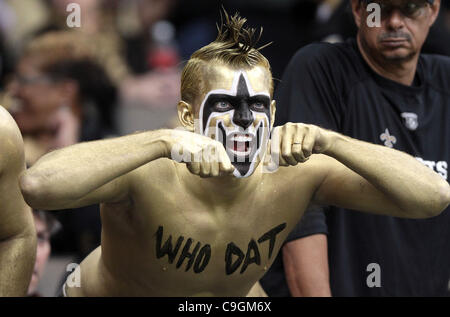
[177,162,263,205]
[357,35,419,86]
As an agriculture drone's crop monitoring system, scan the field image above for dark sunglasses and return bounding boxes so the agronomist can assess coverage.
[361,0,433,19]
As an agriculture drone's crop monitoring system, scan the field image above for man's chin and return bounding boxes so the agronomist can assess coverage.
[380,49,416,62]
[232,161,254,178]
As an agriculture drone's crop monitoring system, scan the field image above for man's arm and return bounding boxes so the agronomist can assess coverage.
[272,44,342,298]
[273,123,450,218]
[280,206,331,297]
[315,131,450,218]
[0,106,36,296]
[20,129,234,210]
[283,234,331,297]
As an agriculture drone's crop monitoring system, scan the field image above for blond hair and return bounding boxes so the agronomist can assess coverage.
[181,11,273,105]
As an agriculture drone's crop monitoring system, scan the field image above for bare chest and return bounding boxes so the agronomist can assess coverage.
[100,171,314,295]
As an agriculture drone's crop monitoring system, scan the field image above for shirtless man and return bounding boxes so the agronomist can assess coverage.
[0,105,36,296]
[20,13,450,297]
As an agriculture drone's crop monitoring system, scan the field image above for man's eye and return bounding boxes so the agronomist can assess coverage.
[404,2,421,15]
[37,234,49,244]
[214,101,232,111]
[251,102,265,111]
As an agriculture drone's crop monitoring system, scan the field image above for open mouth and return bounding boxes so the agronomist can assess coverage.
[217,122,263,161]
[230,133,253,156]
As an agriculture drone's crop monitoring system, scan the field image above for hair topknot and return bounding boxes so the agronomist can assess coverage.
[181,9,273,104]
[190,9,272,67]
[215,9,271,59]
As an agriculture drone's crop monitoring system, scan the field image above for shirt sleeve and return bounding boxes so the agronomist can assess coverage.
[284,205,329,244]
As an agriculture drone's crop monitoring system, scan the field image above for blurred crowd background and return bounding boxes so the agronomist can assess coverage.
[0,0,449,296]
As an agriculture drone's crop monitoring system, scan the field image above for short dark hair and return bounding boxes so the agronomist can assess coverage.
[33,210,61,236]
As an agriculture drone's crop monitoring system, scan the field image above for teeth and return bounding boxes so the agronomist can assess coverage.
[229,148,251,156]
[230,134,253,142]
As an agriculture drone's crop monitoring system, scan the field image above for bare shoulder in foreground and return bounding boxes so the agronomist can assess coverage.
[0,105,36,297]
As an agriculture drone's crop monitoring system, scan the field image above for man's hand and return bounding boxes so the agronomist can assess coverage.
[165,129,235,178]
[270,123,335,167]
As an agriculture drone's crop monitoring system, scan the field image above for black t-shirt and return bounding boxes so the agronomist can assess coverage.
[263,38,450,296]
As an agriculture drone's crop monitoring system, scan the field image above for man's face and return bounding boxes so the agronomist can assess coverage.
[28,215,51,296]
[194,64,274,178]
[9,57,65,134]
[354,0,440,62]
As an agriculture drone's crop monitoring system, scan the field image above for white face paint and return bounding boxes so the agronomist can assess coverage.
[197,70,272,178]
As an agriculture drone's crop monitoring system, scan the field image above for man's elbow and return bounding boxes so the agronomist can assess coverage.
[414,181,450,219]
[437,181,450,214]
[19,172,49,210]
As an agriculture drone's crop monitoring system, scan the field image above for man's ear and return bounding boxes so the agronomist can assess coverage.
[351,0,363,29]
[177,101,195,132]
[428,0,441,27]
[270,100,276,131]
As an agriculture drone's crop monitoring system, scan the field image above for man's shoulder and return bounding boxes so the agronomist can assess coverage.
[420,54,450,92]
[291,40,359,69]
[0,106,23,159]
[288,39,365,85]
[421,53,450,68]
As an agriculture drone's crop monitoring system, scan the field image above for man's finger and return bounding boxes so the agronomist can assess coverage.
[187,160,200,175]
[281,126,298,166]
[292,129,306,163]
[301,127,316,159]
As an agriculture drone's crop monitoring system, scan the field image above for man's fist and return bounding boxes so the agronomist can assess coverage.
[269,123,334,167]
[165,129,235,178]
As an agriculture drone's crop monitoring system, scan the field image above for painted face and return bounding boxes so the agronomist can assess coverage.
[197,67,272,178]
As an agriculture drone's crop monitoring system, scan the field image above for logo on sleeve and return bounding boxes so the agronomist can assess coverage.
[380,128,397,148]
[401,112,418,131]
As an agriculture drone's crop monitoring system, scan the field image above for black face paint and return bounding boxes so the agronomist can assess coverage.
[217,121,261,176]
[202,74,271,132]
[201,73,271,177]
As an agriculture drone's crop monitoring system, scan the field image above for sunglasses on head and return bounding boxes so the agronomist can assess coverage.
[360,0,433,19]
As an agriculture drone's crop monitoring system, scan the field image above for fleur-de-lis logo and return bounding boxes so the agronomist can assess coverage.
[380,128,396,148]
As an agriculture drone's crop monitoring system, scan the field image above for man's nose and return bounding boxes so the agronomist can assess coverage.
[7,77,20,97]
[233,103,254,130]
[385,9,406,31]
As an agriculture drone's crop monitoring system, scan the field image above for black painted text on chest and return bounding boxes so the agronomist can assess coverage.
[155,223,286,275]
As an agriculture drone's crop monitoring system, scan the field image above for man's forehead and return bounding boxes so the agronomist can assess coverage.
[201,64,271,96]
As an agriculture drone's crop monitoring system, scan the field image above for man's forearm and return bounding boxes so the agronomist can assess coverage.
[325,132,450,217]
[283,235,331,297]
[0,233,36,296]
[21,129,170,209]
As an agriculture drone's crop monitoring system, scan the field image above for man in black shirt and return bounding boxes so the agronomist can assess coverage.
[260,0,450,296]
